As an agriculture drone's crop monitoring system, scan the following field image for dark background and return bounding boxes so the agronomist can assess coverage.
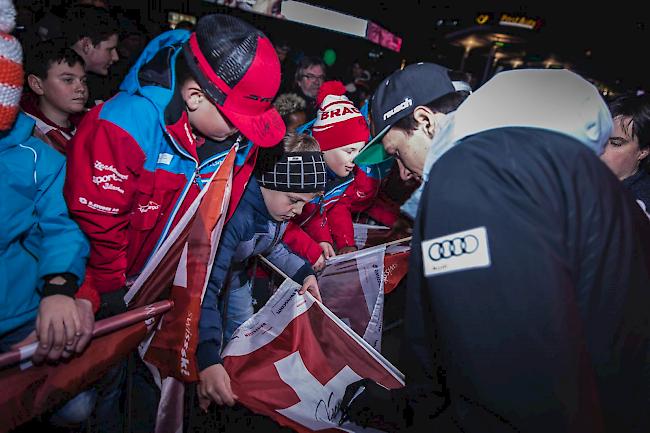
[17,0,648,94]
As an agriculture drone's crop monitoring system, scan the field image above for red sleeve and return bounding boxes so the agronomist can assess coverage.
[301,210,333,245]
[365,191,401,226]
[327,202,355,249]
[282,221,324,265]
[348,168,382,214]
[64,110,145,312]
[328,170,381,249]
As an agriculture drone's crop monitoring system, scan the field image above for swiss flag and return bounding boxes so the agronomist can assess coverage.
[223,280,404,432]
[319,245,385,350]
[352,224,410,294]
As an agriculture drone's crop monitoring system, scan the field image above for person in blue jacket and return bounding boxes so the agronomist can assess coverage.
[197,132,324,410]
[0,110,90,359]
[0,21,94,426]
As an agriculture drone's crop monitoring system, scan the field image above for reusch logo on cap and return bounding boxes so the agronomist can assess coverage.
[383,97,413,121]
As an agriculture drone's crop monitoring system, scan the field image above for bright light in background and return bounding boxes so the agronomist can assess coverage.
[220,0,403,52]
[281,0,368,37]
[511,59,523,68]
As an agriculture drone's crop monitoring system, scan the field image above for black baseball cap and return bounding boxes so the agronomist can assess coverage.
[355,62,455,165]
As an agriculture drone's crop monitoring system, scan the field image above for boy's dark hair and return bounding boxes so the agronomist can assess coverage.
[62,5,119,46]
[608,92,650,171]
[24,38,85,79]
[175,53,197,87]
[294,56,326,83]
[392,90,470,133]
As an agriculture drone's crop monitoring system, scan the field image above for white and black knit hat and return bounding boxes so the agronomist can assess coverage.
[256,150,327,193]
[0,0,22,131]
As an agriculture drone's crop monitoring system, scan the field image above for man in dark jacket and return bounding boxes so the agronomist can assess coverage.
[345,69,650,432]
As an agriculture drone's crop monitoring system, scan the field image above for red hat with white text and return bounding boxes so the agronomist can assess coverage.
[312,81,369,151]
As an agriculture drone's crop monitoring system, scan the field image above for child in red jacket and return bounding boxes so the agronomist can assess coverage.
[283,81,376,270]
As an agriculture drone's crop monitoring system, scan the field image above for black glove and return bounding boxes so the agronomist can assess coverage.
[338,379,407,431]
[41,273,79,298]
[96,287,128,320]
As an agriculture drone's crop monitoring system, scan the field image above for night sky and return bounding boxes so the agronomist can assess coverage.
[305,1,648,93]
[103,0,647,93]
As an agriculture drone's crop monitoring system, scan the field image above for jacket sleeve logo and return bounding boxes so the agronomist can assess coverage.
[421,226,491,277]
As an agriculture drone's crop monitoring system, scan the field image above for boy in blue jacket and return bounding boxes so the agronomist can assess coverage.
[197,132,324,409]
[0,5,92,427]
[0,0,89,364]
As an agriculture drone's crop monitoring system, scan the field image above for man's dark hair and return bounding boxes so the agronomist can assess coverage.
[294,56,326,83]
[608,92,650,171]
[62,4,120,46]
[24,38,85,79]
[392,90,470,133]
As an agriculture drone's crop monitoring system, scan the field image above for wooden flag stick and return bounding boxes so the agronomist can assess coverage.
[257,255,291,281]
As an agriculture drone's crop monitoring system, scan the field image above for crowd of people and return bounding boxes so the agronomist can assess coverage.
[1,0,649,432]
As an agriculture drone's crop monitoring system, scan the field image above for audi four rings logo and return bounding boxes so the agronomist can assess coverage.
[428,235,479,261]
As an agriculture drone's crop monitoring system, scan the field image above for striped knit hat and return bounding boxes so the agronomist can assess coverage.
[0,0,22,131]
[312,81,369,151]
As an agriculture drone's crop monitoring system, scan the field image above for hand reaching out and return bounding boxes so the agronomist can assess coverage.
[300,275,322,302]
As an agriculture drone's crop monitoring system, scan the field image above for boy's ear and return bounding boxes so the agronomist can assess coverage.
[413,106,436,138]
[79,36,94,54]
[27,74,45,96]
[181,82,205,112]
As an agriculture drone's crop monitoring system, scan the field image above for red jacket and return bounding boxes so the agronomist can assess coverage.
[65,104,201,312]
[64,31,259,313]
[283,167,380,263]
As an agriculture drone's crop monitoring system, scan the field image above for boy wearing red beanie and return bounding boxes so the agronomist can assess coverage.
[283,81,379,269]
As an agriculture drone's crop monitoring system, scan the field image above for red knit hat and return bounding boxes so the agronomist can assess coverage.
[312,81,369,151]
[0,0,22,131]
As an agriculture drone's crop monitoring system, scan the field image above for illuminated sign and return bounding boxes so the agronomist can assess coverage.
[476,13,491,25]
[366,22,403,52]
[498,13,541,30]
[475,12,542,30]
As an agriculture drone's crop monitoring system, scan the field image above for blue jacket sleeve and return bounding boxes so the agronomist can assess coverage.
[197,216,247,370]
[33,139,90,283]
[266,241,314,284]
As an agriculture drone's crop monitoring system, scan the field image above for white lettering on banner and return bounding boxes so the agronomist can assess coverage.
[275,351,363,430]
[383,263,397,283]
[383,97,413,121]
[180,312,192,376]
[421,226,491,277]
[93,160,128,180]
[138,201,161,213]
[157,153,174,165]
[101,183,125,194]
[78,196,120,214]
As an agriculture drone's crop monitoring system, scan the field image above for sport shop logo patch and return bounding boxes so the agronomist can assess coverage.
[421,226,490,277]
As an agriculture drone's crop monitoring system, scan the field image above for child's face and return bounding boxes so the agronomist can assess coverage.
[83,34,119,76]
[260,187,320,222]
[323,141,365,177]
[183,79,239,142]
[35,61,88,115]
